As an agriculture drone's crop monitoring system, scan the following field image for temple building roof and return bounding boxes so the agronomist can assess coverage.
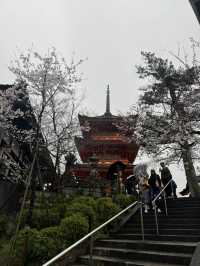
[75,85,139,165]
[78,85,124,138]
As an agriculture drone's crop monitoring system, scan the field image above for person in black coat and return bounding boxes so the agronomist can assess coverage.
[160,162,172,197]
[125,175,138,196]
[148,169,161,200]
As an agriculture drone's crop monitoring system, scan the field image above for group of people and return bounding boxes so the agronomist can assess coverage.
[125,162,177,213]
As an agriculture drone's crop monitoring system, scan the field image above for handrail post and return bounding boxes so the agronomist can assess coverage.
[151,179,173,236]
[171,181,175,199]
[163,191,168,216]
[153,202,159,235]
[140,202,144,241]
[89,235,94,266]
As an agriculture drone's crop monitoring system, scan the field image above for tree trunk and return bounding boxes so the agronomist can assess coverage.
[26,175,36,226]
[182,145,200,197]
[26,143,41,226]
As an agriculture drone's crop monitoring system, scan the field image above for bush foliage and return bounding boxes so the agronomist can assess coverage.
[96,197,121,223]
[113,194,137,209]
[60,213,89,244]
[0,194,134,265]
[65,202,96,229]
[0,214,10,237]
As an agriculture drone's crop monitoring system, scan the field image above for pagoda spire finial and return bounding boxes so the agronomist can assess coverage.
[105,84,111,116]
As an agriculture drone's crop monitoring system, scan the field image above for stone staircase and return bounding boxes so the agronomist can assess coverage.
[73,197,200,266]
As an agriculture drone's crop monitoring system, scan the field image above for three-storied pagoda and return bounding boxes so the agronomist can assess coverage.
[72,86,139,187]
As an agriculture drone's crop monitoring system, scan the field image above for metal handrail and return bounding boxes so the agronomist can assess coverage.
[42,200,138,266]
[152,179,173,205]
[152,179,174,235]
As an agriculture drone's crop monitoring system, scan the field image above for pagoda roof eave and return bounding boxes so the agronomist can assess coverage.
[78,113,120,125]
[75,136,138,147]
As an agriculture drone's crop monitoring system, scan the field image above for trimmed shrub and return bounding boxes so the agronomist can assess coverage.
[37,226,63,263]
[30,208,60,230]
[51,193,71,206]
[3,228,40,266]
[96,197,121,224]
[71,196,97,212]
[0,243,17,266]
[53,203,68,219]
[0,214,9,237]
[65,202,96,229]
[2,227,63,266]
[113,194,137,209]
[18,208,60,230]
[60,213,89,245]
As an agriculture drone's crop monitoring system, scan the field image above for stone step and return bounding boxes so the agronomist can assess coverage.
[167,206,200,211]
[166,201,200,205]
[72,264,86,266]
[166,198,200,202]
[151,200,200,208]
[92,247,192,265]
[73,197,200,265]
[96,239,196,253]
[166,205,200,210]
[79,254,182,266]
[129,217,200,224]
[167,207,200,212]
[131,218,200,226]
[125,223,200,229]
[139,210,200,216]
[142,212,200,218]
[120,228,200,235]
[139,212,200,218]
[165,197,200,201]
[111,233,200,242]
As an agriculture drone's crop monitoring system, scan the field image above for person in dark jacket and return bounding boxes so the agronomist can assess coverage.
[160,162,172,197]
[171,179,177,198]
[125,175,138,196]
[148,169,161,200]
[180,183,189,196]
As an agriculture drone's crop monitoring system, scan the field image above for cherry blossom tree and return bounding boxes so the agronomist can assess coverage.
[42,86,82,189]
[1,48,83,229]
[120,43,200,197]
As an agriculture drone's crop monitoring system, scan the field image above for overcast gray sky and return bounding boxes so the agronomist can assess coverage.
[0,0,199,189]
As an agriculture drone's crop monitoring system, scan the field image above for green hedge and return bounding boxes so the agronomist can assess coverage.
[96,197,121,224]
[71,196,97,212]
[19,208,61,230]
[60,213,89,244]
[65,202,96,229]
[0,214,9,237]
[0,194,134,265]
[11,227,62,265]
[113,194,137,209]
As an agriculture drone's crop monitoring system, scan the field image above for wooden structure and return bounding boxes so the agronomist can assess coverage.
[0,84,55,213]
[72,86,139,190]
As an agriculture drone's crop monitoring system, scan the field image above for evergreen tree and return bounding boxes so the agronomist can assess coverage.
[120,47,200,197]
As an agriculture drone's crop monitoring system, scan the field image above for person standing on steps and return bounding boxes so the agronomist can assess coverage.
[148,169,161,200]
[159,162,172,197]
[148,169,162,212]
[139,176,150,213]
[134,164,151,213]
[171,179,177,198]
[179,182,191,196]
[124,174,138,196]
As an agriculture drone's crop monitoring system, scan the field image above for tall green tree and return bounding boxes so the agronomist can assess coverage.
[138,51,200,197]
[120,47,200,197]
